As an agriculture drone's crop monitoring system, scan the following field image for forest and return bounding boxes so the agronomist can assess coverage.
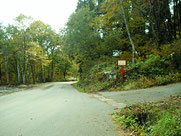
[63,0,181,91]
[0,14,73,85]
[0,0,181,86]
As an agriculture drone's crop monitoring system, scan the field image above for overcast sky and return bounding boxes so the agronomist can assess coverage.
[0,0,78,32]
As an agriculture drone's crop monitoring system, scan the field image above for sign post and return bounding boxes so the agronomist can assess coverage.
[117,59,127,83]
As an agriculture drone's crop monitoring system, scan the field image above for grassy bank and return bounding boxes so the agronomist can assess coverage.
[75,40,181,92]
[112,72,181,91]
[75,54,181,93]
[112,96,181,136]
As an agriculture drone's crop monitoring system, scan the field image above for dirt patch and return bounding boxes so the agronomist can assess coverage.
[42,85,54,90]
[0,83,52,96]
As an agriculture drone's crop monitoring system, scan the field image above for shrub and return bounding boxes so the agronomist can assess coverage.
[113,96,181,136]
[150,113,181,136]
[155,72,181,85]
[125,54,167,80]
[76,52,181,92]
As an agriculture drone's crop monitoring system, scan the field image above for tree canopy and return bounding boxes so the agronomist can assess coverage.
[0,0,181,85]
[0,14,73,85]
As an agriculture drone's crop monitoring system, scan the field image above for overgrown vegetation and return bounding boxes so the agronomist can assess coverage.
[1,0,181,88]
[112,96,181,136]
[62,0,181,92]
[75,48,181,92]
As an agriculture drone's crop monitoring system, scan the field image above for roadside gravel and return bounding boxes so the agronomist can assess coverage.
[0,83,55,96]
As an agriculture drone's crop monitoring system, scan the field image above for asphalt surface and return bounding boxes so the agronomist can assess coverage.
[99,82,181,105]
[1,82,180,136]
[0,82,120,136]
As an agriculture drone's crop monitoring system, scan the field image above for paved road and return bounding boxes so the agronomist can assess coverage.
[97,82,181,106]
[1,82,180,136]
[0,82,120,136]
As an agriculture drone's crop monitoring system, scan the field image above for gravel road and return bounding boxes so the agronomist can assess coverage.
[0,82,121,136]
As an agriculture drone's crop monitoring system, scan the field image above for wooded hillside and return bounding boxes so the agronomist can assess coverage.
[62,0,181,91]
[63,0,181,63]
[0,0,181,86]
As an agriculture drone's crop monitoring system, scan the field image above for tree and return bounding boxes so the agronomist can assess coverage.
[172,0,181,39]
[0,24,14,84]
[27,42,51,83]
[14,14,33,84]
[63,7,101,62]
[76,0,96,11]
[29,20,49,82]
[0,14,71,85]
[54,53,72,79]
[131,0,176,46]
[0,23,5,85]
[92,0,137,63]
[120,0,135,64]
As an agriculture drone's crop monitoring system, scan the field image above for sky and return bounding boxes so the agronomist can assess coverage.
[0,0,78,32]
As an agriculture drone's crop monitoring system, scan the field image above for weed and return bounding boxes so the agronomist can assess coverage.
[149,113,181,136]
[113,96,181,136]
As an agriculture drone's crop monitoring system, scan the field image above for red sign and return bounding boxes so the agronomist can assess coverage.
[119,69,126,72]
[119,68,126,83]
[117,59,127,83]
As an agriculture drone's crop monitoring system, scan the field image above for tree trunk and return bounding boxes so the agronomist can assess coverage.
[23,36,26,84]
[0,63,2,85]
[64,72,66,79]
[42,50,46,83]
[48,67,51,81]
[17,54,21,84]
[42,66,45,82]
[40,65,43,82]
[151,23,159,46]
[30,61,35,84]
[174,0,177,39]
[178,1,181,38]
[120,0,135,64]
[51,60,54,80]
[5,56,10,84]
[23,53,26,84]
[63,69,67,79]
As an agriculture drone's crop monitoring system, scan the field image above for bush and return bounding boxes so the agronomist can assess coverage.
[155,72,181,85]
[150,113,181,136]
[160,40,181,69]
[122,72,181,90]
[125,54,169,80]
[76,57,118,92]
[113,96,181,136]
[76,52,181,92]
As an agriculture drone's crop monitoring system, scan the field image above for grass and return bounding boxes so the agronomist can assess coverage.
[73,83,86,92]
[75,54,181,93]
[112,96,181,136]
[106,72,181,92]
[75,72,181,93]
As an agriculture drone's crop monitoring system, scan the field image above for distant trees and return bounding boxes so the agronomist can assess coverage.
[2,0,179,85]
[0,14,72,85]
